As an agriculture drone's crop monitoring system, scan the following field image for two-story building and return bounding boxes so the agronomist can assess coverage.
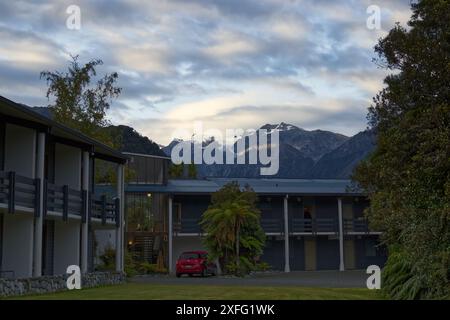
[0,96,126,279]
[125,153,387,273]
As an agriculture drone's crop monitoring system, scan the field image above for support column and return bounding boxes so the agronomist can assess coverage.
[168,196,173,274]
[81,151,89,273]
[338,197,345,271]
[33,131,45,277]
[283,194,290,273]
[115,164,124,272]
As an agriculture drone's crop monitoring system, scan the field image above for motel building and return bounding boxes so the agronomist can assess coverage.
[0,96,126,279]
[124,153,388,273]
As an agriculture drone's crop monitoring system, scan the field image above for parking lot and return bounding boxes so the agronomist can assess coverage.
[131,270,369,288]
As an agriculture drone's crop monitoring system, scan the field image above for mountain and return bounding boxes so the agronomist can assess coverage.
[308,129,376,179]
[30,105,374,178]
[263,122,349,161]
[105,125,166,157]
[163,123,372,179]
[30,106,166,157]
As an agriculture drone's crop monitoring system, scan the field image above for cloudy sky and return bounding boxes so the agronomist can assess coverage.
[0,0,412,145]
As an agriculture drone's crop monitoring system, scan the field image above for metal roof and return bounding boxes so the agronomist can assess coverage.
[126,177,363,196]
[0,95,127,163]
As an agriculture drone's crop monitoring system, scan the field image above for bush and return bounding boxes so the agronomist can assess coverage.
[97,247,115,271]
[137,262,167,274]
[124,250,138,277]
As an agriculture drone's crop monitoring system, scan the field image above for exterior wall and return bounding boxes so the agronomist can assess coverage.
[94,229,116,266]
[289,237,305,270]
[344,238,356,269]
[260,237,284,270]
[354,236,387,269]
[4,124,36,177]
[1,214,34,278]
[54,143,82,190]
[53,220,81,275]
[172,236,205,271]
[315,197,338,219]
[42,220,55,276]
[304,237,316,270]
[316,236,340,270]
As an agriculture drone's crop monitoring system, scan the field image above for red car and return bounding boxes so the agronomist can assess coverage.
[176,251,217,277]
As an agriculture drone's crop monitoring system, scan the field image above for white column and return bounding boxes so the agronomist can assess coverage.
[168,196,173,274]
[283,195,290,273]
[338,197,345,271]
[115,164,124,272]
[33,131,45,277]
[81,151,90,273]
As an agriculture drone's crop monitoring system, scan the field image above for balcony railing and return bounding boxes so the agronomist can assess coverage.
[45,182,86,221]
[290,218,338,233]
[0,171,39,215]
[0,171,118,225]
[261,218,283,233]
[344,218,371,233]
[91,195,120,226]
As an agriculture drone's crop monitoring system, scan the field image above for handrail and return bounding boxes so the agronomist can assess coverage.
[0,170,39,215]
[0,170,119,224]
[90,193,118,225]
[261,218,283,233]
[290,218,338,233]
[344,218,371,233]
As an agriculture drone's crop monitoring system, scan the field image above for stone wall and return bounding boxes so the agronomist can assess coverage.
[0,272,125,298]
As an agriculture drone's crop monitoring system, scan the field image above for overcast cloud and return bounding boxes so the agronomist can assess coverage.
[0,0,412,144]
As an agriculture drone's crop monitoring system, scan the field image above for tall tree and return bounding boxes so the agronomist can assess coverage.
[41,55,121,147]
[201,182,265,275]
[353,0,450,299]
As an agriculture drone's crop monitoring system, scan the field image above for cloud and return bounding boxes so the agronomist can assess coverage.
[0,0,413,145]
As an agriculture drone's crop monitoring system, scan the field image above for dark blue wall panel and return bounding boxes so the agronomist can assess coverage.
[260,238,284,271]
[355,236,387,269]
[316,237,340,270]
[289,237,305,271]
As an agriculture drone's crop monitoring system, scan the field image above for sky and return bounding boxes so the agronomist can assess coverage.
[0,0,412,145]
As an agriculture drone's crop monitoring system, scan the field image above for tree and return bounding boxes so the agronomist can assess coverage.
[201,182,265,275]
[353,0,450,299]
[41,55,121,147]
[168,162,184,178]
[188,163,197,179]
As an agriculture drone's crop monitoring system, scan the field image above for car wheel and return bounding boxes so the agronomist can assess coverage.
[188,274,193,277]
[176,273,181,278]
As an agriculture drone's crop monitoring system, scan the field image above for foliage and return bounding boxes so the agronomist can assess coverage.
[137,262,167,274]
[201,182,265,275]
[353,0,450,299]
[124,250,137,278]
[188,163,197,179]
[98,247,116,271]
[41,55,121,147]
[168,162,184,178]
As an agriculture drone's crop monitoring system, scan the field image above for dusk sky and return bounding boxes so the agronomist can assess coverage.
[0,0,412,145]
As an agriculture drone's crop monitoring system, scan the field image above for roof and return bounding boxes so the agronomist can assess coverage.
[123,151,171,160]
[0,95,127,163]
[126,177,363,196]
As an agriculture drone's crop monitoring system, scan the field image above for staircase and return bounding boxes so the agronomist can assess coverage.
[131,234,156,263]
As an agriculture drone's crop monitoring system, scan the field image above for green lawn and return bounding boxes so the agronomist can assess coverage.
[10,283,382,300]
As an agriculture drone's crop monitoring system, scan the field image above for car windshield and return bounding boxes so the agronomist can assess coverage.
[180,253,200,260]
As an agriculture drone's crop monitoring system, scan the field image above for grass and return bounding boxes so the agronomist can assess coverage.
[9,283,382,300]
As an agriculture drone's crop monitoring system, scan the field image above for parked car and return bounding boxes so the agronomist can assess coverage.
[176,251,217,277]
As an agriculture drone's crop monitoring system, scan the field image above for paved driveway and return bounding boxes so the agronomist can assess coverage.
[131,270,368,288]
